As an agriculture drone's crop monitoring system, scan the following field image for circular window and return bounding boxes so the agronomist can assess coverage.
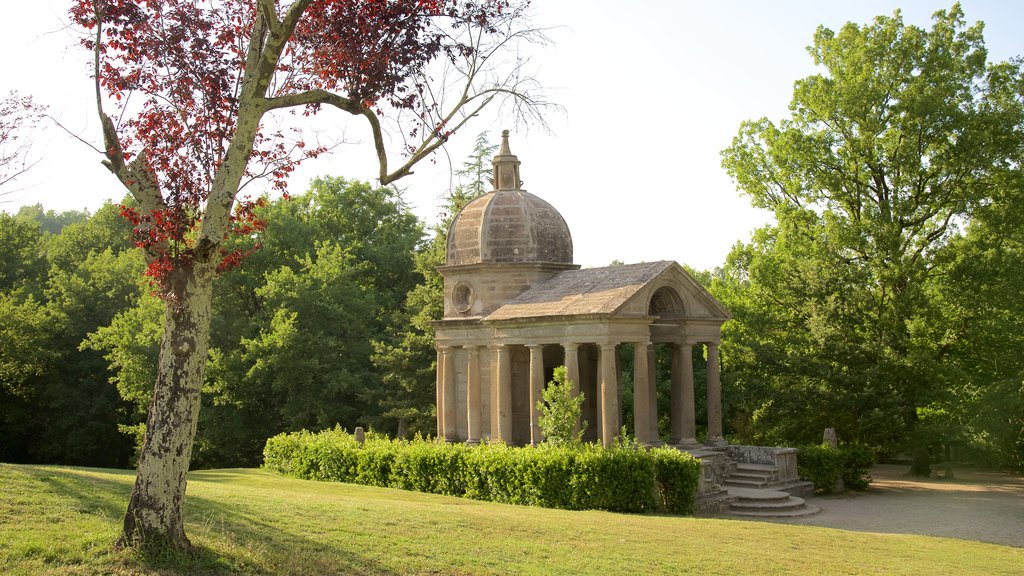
[452,281,475,313]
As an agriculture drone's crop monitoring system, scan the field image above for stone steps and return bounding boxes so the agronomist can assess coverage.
[723,462,778,490]
[723,476,769,489]
[726,488,819,518]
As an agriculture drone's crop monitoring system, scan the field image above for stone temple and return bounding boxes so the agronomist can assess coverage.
[433,131,816,515]
[434,131,729,448]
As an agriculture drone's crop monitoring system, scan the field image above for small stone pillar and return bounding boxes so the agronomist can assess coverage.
[823,427,838,448]
[355,427,365,444]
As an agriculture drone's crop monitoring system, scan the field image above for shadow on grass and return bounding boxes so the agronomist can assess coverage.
[14,465,399,576]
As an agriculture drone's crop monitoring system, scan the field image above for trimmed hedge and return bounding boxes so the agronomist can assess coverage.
[263,428,701,515]
[798,443,875,493]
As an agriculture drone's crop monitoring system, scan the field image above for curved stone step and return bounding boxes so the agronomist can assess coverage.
[731,495,807,510]
[729,503,821,518]
[725,487,820,518]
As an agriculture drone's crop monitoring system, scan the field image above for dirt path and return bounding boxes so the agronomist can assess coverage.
[774,464,1024,548]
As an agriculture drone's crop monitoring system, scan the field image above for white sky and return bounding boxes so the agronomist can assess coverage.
[3,1,1022,270]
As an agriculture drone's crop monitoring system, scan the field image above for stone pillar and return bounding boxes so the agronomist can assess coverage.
[648,344,659,442]
[599,343,619,447]
[528,344,545,445]
[495,345,512,442]
[679,342,698,446]
[633,343,653,444]
[670,344,683,444]
[435,347,444,438]
[563,343,581,435]
[706,342,725,446]
[466,346,481,444]
[441,346,457,441]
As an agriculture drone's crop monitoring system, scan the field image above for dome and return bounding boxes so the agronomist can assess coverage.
[446,132,573,266]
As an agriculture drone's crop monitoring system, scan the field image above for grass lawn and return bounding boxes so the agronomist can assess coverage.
[1,463,1020,575]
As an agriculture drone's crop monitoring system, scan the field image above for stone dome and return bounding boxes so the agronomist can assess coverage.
[446,132,573,266]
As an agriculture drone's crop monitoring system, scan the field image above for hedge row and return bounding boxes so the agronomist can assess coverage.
[798,443,875,493]
[263,428,701,515]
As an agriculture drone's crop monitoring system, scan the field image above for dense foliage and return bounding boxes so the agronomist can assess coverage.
[263,427,701,514]
[1,178,425,469]
[0,204,140,466]
[715,5,1024,470]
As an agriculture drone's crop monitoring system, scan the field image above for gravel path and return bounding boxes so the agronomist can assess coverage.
[772,464,1024,548]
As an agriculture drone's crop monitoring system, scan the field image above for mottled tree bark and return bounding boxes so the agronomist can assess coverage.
[115,263,214,551]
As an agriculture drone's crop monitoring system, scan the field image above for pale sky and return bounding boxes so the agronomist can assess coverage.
[3,1,1022,270]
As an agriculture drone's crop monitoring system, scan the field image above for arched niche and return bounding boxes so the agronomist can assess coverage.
[648,286,684,318]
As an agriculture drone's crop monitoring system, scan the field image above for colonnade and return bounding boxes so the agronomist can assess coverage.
[436,339,724,447]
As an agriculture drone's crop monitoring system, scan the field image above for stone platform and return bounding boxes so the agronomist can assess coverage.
[687,444,815,516]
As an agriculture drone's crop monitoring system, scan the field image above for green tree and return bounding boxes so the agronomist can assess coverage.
[372,133,496,437]
[0,202,146,467]
[718,5,1023,456]
[924,165,1024,470]
[0,212,46,293]
[537,366,585,445]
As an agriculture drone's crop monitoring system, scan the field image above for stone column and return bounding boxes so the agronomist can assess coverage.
[435,347,444,438]
[466,346,481,444]
[706,342,725,446]
[528,344,545,445]
[563,343,580,435]
[633,343,653,444]
[670,344,682,443]
[648,344,659,442]
[495,345,512,442]
[442,346,457,442]
[678,342,697,446]
[599,343,619,447]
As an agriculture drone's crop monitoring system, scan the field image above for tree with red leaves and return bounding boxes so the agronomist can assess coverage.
[70,0,548,552]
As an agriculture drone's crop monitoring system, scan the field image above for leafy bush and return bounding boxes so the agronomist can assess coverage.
[537,366,585,445]
[840,443,875,490]
[798,444,843,493]
[651,446,701,515]
[798,443,874,494]
[263,427,701,515]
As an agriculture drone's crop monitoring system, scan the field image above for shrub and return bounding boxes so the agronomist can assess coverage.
[840,443,875,490]
[263,428,701,515]
[798,444,843,493]
[798,443,875,494]
[651,447,701,515]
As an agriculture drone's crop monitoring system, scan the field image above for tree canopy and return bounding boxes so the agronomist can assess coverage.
[717,4,1024,467]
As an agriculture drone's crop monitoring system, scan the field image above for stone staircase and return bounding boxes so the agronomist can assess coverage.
[689,445,818,517]
[722,461,819,517]
[724,462,777,489]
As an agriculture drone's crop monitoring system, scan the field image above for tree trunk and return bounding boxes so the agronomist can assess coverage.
[116,262,215,552]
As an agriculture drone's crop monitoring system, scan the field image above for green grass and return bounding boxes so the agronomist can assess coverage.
[1,463,1021,575]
